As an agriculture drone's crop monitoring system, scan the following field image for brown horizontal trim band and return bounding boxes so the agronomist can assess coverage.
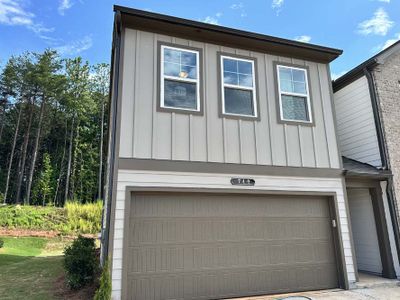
[127,187,337,197]
[114,5,342,64]
[344,171,392,180]
[118,158,344,178]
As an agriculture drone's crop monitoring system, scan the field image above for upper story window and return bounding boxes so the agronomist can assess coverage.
[276,64,313,124]
[159,44,201,113]
[219,54,258,118]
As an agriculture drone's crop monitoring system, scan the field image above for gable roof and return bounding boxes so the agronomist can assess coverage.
[114,5,342,64]
[333,40,400,92]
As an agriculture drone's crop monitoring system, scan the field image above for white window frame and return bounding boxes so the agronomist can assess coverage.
[276,64,312,123]
[220,55,258,118]
[160,45,201,112]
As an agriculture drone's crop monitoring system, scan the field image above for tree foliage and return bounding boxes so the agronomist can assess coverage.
[0,50,109,206]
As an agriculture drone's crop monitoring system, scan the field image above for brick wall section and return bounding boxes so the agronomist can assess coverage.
[373,51,400,217]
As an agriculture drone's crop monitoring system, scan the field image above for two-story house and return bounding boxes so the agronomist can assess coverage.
[104,5,364,299]
[333,42,400,282]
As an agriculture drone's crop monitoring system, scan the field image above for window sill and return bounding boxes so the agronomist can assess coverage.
[157,106,204,116]
[278,118,315,126]
[220,113,260,121]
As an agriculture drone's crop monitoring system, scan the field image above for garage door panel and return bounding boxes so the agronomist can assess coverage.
[131,195,330,218]
[127,263,338,300]
[125,193,338,299]
[130,218,332,245]
[127,239,336,274]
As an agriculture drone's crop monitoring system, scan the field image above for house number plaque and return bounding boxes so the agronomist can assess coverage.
[230,178,255,186]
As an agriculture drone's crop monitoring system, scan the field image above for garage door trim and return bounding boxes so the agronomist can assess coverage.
[119,187,348,299]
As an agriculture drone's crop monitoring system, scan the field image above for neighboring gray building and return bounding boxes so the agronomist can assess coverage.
[333,42,400,282]
[103,5,398,300]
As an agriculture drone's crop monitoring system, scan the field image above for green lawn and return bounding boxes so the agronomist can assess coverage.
[0,237,67,300]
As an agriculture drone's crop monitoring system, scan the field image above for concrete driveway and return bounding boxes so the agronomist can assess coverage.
[232,286,400,300]
[231,273,400,300]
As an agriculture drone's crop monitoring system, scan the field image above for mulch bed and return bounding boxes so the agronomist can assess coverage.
[0,228,97,239]
[0,228,60,238]
[54,273,99,300]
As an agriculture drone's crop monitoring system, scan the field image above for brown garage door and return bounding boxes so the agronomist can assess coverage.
[123,193,339,300]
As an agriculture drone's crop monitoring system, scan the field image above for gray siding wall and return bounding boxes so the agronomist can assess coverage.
[119,28,341,169]
[334,76,381,167]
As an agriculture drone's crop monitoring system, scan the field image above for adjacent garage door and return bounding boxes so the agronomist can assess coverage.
[123,193,339,300]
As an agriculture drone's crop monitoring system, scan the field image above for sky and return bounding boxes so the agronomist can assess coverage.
[1,0,400,79]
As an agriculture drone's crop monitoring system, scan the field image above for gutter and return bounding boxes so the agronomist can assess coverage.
[102,10,122,261]
[364,67,400,273]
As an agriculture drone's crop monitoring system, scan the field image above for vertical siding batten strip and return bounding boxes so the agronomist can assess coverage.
[151,33,157,159]
[317,64,332,168]
[298,126,304,167]
[253,121,259,164]
[171,112,176,160]
[284,124,289,165]
[132,30,139,157]
[189,114,193,161]
[311,127,318,167]
[222,118,227,163]
[265,54,274,165]
[205,43,210,162]
[250,51,259,165]
[306,61,330,168]
[238,119,243,164]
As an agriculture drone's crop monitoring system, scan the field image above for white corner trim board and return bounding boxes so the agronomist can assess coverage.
[110,169,356,300]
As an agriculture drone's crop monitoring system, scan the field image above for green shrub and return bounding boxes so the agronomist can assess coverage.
[0,202,102,235]
[0,238,4,248]
[63,201,102,234]
[0,205,66,231]
[64,236,98,289]
[94,259,111,300]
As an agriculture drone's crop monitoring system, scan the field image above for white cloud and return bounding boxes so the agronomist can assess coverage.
[0,0,34,26]
[55,36,93,55]
[376,0,390,2]
[272,0,284,9]
[331,71,347,80]
[230,3,244,10]
[200,16,219,25]
[373,32,400,52]
[58,0,73,16]
[0,0,53,38]
[381,33,400,49]
[357,8,394,36]
[200,12,223,25]
[230,2,246,17]
[294,35,311,43]
[272,0,284,15]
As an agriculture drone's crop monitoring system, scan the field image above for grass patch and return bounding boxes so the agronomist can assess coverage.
[0,236,65,300]
[0,255,64,300]
[0,237,47,256]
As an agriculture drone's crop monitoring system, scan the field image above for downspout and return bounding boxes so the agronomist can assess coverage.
[102,10,122,262]
[364,66,400,271]
[364,67,388,170]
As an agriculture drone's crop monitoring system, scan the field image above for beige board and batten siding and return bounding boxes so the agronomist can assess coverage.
[334,76,381,167]
[118,28,341,169]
